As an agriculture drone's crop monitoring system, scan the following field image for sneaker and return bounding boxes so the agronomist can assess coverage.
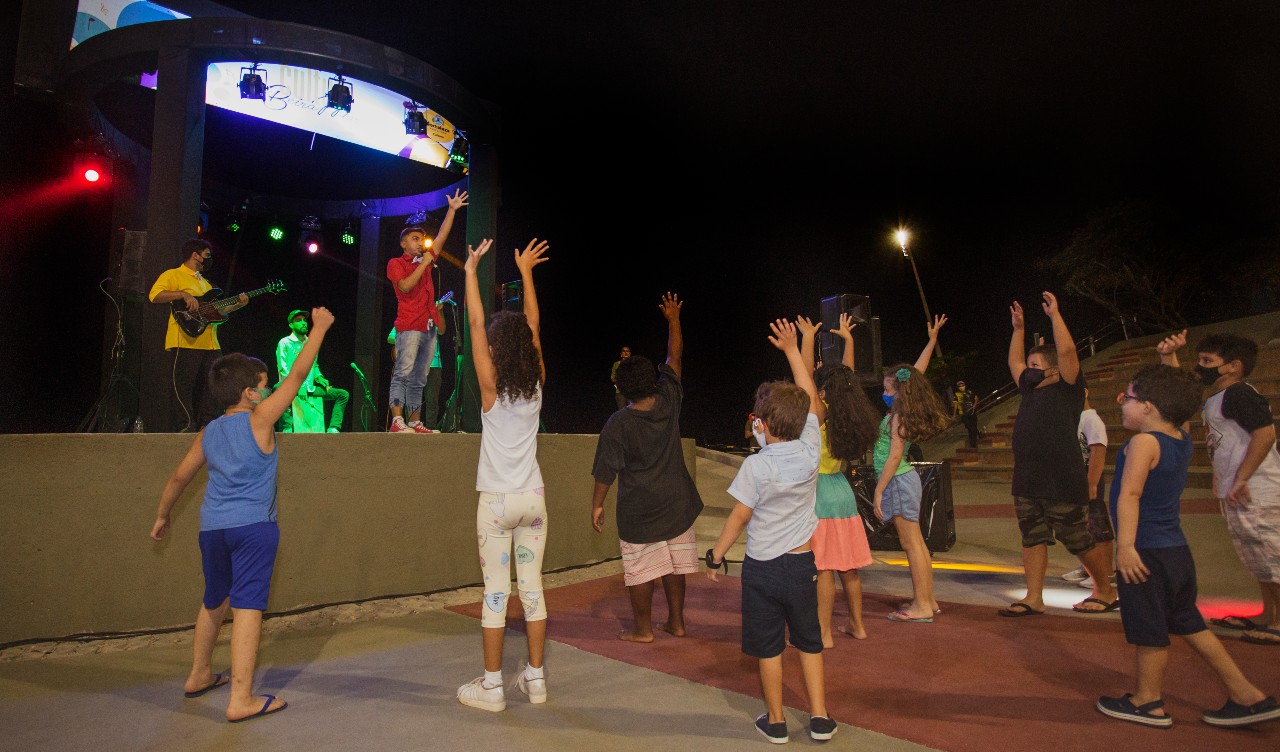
[326,427,340,434]
[1096,694,1172,728]
[389,417,414,433]
[408,421,438,434]
[754,713,788,744]
[457,677,506,712]
[1078,574,1118,590]
[809,715,837,741]
[1062,566,1089,582]
[1202,696,1280,727]
[511,665,547,704]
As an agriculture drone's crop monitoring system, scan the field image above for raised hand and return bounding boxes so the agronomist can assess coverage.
[767,318,798,352]
[447,189,470,211]
[927,313,948,340]
[659,291,682,321]
[465,238,494,274]
[795,315,822,338]
[311,306,334,332]
[514,238,550,275]
[1041,291,1061,318]
[1010,301,1025,331]
[1156,329,1188,356]
[831,312,857,340]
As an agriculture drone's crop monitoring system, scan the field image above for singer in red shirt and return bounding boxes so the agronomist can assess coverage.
[386,189,467,432]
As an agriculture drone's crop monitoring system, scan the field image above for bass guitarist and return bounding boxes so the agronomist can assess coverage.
[148,239,248,431]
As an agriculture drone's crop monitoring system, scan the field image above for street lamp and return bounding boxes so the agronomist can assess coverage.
[896,228,942,356]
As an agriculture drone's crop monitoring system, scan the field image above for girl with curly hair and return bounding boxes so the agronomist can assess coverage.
[457,237,552,713]
[876,315,951,623]
[796,313,881,643]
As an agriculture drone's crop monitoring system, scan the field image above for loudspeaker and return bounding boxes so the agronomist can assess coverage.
[110,229,148,298]
[849,462,956,553]
[818,294,881,380]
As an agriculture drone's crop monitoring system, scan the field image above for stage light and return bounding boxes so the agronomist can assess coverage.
[446,131,469,174]
[269,225,284,241]
[403,101,428,135]
[307,241,319,254]
[228,221,241,232]
[341,222,356,245]
[327,75,354,113]
[83,168,100,182]
[73,150,112,186]
[239,64,267,100]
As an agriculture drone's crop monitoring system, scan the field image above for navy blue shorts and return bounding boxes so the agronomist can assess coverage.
[198,521,280,611]
[1116,545,1207,647]
[741,551,822,659]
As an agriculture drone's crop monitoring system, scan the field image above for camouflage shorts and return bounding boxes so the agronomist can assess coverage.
[1014,495,1096,555]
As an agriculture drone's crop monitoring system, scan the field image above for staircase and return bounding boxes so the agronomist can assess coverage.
[942,316,1280,491]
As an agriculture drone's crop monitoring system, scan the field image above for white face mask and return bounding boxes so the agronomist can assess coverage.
[752,418,767,448]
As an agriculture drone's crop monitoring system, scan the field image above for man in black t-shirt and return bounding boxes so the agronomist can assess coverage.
[591,293,704,642]
[998,292,1119,618]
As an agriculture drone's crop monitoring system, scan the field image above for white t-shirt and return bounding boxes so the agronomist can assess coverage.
[476,386,545,493]
[728,413,821,561]
[1077,408,1108,464]
[1203,385,1280,498]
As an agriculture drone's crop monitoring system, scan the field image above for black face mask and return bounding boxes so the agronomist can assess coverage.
[1194,364,1222,386]
[1023,368,1046,386]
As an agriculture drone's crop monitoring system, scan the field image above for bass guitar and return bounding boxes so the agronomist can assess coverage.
[171,280,287,337]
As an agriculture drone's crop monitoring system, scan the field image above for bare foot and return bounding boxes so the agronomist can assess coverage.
[657,621,686,637]
[618,630,654,643]
[898,601,942,615]
[226,694,286,722]
[838,624,868,640]
[820,634,836,649]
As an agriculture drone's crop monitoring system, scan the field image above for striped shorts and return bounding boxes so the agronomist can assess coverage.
[620,525,699,586]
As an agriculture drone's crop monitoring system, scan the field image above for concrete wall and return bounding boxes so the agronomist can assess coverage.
[0,433,697,645]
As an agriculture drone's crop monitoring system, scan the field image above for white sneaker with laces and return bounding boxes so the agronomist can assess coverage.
[511,665,547,704]
[457,677,506,712]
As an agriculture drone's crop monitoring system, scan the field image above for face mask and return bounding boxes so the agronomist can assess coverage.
[1023,368,1046,386]
[882,393,895,409]
[249,386,272,405]
[751,418,767,448]
[1193,364,1223,386]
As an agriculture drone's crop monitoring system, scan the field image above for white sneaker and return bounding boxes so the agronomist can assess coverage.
[457,677,506,712]
[1078,574,1117,590]
[389,417,414,433]
[511,665,547,704]
[1062,566,1088,582]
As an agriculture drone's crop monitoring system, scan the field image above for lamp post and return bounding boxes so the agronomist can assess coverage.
[896,228,943,357]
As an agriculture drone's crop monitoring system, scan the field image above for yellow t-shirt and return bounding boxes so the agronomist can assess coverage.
[148,265,219,350]
[819,423,844,475]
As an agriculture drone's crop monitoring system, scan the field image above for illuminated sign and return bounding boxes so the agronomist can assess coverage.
[73,1,188,48]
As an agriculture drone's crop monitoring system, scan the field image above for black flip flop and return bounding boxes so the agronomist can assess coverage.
[183,672,229,698]
[1242,627,1280,646]
[1073,597,1120,613]
[1209,615,1259,630]
[228,694,288,723]
[997,602,1044,617]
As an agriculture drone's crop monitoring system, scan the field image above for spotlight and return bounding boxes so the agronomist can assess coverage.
[307,240,320,254]
[403,101,428,135]
[73,151,112,186]
[239,64,267,100]
[341,222,356,245]
[327,75,353,113]
[269,224,285,241]
[84,169,100,182]
[446,131,469,174]
[406,209,427,226]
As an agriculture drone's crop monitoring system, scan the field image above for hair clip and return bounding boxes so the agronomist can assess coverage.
[896,368,912,383]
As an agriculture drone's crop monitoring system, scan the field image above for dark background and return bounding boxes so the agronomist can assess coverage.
[2,1,1278,440]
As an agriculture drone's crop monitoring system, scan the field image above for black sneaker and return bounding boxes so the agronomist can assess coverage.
[754,713,788,744]
[809,715,837,741]
[1202,696,1280,727]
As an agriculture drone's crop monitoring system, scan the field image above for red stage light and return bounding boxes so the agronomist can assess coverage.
[83,169,101,182]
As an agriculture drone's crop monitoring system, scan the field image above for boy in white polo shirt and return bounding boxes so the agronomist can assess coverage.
[707,318,835,744]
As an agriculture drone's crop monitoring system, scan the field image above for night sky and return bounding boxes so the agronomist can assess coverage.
[2,1,1278,439]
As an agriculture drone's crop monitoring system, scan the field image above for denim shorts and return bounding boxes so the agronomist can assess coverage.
[881,470,923,523]
[198,521,280,611]
[740,551,822,658]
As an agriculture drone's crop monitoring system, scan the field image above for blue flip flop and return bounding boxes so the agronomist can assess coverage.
[183,672,229,698]
[228,694,288,723]
[886,610,933,623]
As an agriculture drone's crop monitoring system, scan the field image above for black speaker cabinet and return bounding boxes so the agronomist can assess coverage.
[817,293,881,382]
[848,462,956,553]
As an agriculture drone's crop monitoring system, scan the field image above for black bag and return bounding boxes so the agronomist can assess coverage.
[849,462,956,553]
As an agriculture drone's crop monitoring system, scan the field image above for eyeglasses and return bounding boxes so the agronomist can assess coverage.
[1116,392,1140,405]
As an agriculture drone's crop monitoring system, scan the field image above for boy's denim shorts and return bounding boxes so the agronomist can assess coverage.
[741,550,822,658]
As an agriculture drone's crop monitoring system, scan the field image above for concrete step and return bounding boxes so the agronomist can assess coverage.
[951,462,1216,488]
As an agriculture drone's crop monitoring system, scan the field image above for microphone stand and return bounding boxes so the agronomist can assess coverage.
[441,300,465,432]
[351,364,375,432]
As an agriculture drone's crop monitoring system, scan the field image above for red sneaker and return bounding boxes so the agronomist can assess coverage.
[409,421,438,434]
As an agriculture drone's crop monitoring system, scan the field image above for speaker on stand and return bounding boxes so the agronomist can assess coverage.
[818,293,882,385]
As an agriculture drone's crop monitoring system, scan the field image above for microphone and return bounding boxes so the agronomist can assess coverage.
[350,362,368,381]
[437,290,454,306]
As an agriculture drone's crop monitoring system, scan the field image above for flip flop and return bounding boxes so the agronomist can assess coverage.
[886,610,933,623]
[228,694,288,723]
[898,602,942,615]
[1073,597,1120,613]
[997,602,1044,617]
[1209,615,1260,630]
[1242,626,1280,646]
[183,672,229,698]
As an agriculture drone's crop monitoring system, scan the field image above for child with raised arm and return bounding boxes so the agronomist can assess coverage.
[1097,364,1279,728]
[1159,329,1280,646]
[1000,291,1119,617]
[797,313,880,642]
[150,306,334,723]
[591,292,704,643]
[875,315,951,622]
[706,319,836,744]
[456,238,552,713]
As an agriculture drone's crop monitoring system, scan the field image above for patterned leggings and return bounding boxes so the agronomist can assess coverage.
[476,488,548,628]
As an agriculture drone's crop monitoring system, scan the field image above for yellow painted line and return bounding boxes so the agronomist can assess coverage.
[876,558,1022,574]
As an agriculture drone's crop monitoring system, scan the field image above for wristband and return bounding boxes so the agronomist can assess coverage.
[705,548,723,570]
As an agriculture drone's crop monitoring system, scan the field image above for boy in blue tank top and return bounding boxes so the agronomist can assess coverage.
[151,307,334,723]
[1096,364,1279,729]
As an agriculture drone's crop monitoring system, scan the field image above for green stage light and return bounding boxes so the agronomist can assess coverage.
[228,221,241,233]
[341,222,356,245]
[269,226,284,241]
